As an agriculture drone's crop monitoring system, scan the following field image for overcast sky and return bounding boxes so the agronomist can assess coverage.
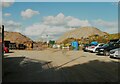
[2,2,118,41]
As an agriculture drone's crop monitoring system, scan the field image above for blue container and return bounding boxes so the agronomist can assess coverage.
[71,41,74,47]
[71,41,79,50]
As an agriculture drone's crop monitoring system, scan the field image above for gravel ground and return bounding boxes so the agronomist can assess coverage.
[3,48,119,82]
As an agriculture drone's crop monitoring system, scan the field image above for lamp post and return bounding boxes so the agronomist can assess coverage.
[46,34,49,47]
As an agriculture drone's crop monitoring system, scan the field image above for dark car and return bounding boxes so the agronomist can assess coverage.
[96,43,120,56]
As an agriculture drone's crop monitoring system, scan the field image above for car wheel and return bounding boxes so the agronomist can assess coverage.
[94,49,97,53]
[110,56,113,58]
[104,51,110,56]
[90,51,93,53]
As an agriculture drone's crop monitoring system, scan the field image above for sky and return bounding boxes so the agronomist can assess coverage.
[2,2,118,41]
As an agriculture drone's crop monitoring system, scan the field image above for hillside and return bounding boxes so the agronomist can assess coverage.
[57,26,108,43]
[108,33,120,39]
[4,31,33,44]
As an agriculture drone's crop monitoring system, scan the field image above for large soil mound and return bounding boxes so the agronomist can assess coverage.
[57,26,108,43]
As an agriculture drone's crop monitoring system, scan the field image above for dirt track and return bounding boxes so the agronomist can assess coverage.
[3,48,119,82]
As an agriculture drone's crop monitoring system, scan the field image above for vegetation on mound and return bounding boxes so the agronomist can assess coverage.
[62,33,120,45]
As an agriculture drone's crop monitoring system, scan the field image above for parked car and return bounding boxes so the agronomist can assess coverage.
[53,44,61,49]
[52,44,57,48]
[110,48,120,59]
[4,46,9,53]
[87,45,97,52]
[82,44,91,52]
[96,43,119,56]
[88,43,104,53]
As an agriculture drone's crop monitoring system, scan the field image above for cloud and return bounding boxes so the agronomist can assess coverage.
[21,9,40,19]
[24,24,49,36]
[43,13,66,26]
[24,24,71,40]
[4,13,11,17]
[43,13,91,27]
[24,25,76,41]
[2,0,15,8]
[67,18,91,27]
[24,13,91,40]
[93,19,118,33]
[3,20,22,32]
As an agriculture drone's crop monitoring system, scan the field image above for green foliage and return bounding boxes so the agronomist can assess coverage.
[62,38,75,44]
[61,33,120,45]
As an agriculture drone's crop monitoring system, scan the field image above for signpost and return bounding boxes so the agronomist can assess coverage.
[0,25,4,83]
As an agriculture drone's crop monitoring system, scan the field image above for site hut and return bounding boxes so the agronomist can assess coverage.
[24,41,33,50]
[18,44,26,50]
[4,41,10,48]
[33,41,45,50]
[32,42,39,50]
[9,43,17,50]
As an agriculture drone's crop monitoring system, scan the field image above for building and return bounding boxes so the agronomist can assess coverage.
[24,41,33,50]
[4,41,10,48]
[9,43,17,50]
[18,44,26,50]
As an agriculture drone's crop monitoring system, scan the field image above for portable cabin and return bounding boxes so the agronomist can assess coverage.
[24,41,33,50]
[9,43,17,50]
[71,41,79,50]
[4,41,10,48]
[18,44,26,50]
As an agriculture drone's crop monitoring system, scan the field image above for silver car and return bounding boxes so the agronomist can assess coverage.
[110,48,120,58]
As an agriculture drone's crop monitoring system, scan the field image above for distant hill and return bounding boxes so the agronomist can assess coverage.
[57,26,108,43]
[4,31,33,44]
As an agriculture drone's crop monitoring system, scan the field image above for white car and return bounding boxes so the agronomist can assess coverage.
[53,44,61,49]
[110,48,120,59]
[88,43,104,53]
[87,45,96,52]
[84,44,94,52]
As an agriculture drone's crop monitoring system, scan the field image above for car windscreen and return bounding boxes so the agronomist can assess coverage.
[84,44,89,46]
[99,44,104,46]
[108,42,116,45]
[102,44,109,47]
